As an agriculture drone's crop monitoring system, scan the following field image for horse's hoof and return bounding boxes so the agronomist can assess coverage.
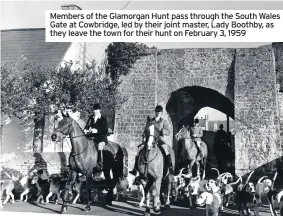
[83,206,91,212]
[144,208,151,216]
[61,206,67,214]
[165,204,170,209]
[153,206,161,213]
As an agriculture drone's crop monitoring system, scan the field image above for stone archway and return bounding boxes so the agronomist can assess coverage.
[114,47,281,176]
[163,86,234,171]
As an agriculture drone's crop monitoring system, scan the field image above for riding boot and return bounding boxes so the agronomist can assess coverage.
[129,156,139,176]
[97,150,103,171]
[166,154,174,174]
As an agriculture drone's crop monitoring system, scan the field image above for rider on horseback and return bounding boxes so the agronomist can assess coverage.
[190,118,203,158]
[83,103,108,171]
[129,105,174,176]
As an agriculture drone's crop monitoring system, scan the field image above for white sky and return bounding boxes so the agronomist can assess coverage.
[2,1,281,120]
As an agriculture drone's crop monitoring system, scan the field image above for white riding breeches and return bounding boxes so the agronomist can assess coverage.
[98,142,106,151]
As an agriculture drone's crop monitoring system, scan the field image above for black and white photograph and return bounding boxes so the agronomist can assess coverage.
[1,1,283,216]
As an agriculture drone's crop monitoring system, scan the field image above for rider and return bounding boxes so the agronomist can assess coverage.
[129,105,174,176]
[215,124,229,145]
[190,118,203,158]
[83,103,108,171]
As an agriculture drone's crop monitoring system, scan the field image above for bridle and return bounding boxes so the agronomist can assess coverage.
[53,118,88,157]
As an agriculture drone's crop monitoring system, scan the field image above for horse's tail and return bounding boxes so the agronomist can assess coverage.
[121,146,128,177]
[115,145,126,179]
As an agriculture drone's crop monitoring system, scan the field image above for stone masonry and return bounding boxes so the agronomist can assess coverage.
[114,45,282,177]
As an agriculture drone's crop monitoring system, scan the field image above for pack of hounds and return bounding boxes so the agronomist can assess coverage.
[1,166,283,216]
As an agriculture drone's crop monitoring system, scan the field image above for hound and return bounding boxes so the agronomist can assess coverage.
[0,171,19,209]
[196,191,223,216]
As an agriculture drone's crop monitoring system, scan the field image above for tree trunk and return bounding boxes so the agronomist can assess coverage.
[33,114,45,153]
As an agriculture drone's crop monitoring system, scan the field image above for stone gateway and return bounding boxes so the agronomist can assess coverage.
[113,44,283,177]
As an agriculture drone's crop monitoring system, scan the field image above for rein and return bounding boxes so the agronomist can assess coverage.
[53,128,89,157]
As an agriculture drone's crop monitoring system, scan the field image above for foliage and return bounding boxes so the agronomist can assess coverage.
[1,56,126,124]
[1,59,54,122]
[105,42,156,81]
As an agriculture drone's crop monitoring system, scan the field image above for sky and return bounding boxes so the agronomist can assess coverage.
[1,0,281,121]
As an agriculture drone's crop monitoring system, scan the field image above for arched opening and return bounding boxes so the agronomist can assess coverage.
[165,86,235,172]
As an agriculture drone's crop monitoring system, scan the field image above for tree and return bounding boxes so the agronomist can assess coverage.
[1,59,56,153]
[105,42,156,81]
[1,57,126,152]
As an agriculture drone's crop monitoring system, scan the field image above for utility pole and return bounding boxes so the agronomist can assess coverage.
[61,4,86,72]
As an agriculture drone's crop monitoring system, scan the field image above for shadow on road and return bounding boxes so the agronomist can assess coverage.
[27,201,61,214]
[102,203,144,216]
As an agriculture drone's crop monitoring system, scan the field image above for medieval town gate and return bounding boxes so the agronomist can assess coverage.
[114,44,283,177]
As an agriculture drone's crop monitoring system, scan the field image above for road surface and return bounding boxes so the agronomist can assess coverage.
[1,197,273,216]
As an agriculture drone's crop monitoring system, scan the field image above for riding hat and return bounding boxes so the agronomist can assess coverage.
[155,105,163,112]
[93,103,101,110]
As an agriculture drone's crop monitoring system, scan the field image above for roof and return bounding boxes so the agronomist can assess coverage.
[1,28,71,67]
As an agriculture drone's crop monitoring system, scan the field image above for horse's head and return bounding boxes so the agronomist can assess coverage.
[144,116,160,150]
[51,116,72,142]
[175,125,188,141]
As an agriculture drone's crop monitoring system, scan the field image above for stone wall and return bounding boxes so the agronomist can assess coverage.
[114,54,158,167]
[1,152,70,175]
[233,48,281,176]
[114,46,281,176]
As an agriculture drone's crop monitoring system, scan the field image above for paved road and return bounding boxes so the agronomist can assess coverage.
[1,197,273,216]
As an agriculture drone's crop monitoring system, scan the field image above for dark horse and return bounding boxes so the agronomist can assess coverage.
[51,116,125,213]
[175,125,207,180]
[137,117,175,216]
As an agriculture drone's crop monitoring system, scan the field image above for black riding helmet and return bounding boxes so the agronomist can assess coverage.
[155,105,163,112]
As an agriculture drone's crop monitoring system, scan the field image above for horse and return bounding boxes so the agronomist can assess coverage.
[175,125,207,180]
[51,116,125,213]
[137,116,175,216]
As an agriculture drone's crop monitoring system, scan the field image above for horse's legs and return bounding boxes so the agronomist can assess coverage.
[83,174,93,212]
[143,180,154,216]
[152,177,162,213]
[164,178,172,208]
[61,170,77,213]
[104,169,114,205]
[196,162,200,176]
[202,157,207,180]
[187,159,196,175]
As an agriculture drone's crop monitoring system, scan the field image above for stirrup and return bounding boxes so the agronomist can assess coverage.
[97,162,103,171]
[129,169,138,176]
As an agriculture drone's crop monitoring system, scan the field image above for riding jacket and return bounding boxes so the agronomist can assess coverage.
[143,117,170,145]
[189,125,203,142]
[84,114,108,144]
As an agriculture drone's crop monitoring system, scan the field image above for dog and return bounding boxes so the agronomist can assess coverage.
[114,174,145,207]
[196,191,223,216]
[256,172,277,206]
[46,173,68,204]
[235,170,259,216]
[29,169,50,204]
[172,168,188,202]
[265,172,283,216]
[211,168,234,187]
[220,177,242,207]
[71,174,86,204]
[18,169,38,202]
[0,171,19,209]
